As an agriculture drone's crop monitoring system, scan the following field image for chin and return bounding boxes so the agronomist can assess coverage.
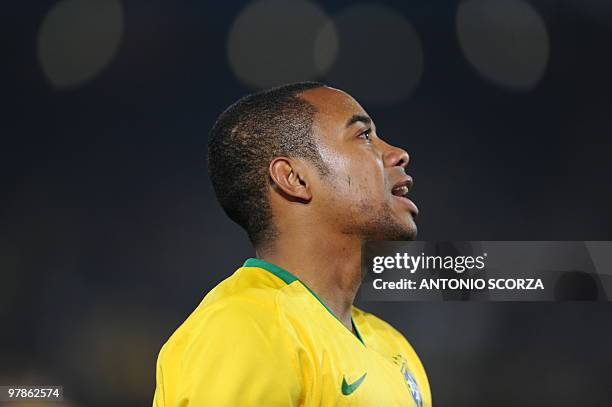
[404,224,418,240]
[386,202,418,240]
[387,212,417,241]
[404,216,418,239]
[371,219,417,241]
[391,223,417,241]
[349,202,418,240]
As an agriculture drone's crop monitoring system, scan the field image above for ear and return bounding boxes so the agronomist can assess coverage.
[269,157,312,202]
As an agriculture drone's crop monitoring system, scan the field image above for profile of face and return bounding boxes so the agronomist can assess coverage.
[298,87,418,241]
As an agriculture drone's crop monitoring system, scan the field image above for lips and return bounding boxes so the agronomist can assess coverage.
[391,184,410,197]
[391,176,419,217]
[391,176,413,197]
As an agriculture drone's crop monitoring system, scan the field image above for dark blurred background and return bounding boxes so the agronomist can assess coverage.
[2,0,612,406]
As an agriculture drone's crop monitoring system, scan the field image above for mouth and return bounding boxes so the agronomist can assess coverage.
[391,176,419,218]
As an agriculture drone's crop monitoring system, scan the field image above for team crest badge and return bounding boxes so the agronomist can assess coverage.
[392,355,423,407]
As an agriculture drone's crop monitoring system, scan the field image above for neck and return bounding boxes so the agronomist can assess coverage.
[256,231,362,332]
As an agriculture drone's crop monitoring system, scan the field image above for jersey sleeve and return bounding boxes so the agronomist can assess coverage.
[153,297,303,407]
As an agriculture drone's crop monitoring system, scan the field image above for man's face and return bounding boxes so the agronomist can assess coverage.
[300,87,418,241]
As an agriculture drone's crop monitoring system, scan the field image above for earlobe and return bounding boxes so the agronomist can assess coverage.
[269,158,312,202]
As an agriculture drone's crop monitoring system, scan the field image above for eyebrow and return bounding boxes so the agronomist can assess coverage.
[345,114,372,128]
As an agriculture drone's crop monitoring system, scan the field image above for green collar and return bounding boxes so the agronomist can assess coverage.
[243,258,365,345]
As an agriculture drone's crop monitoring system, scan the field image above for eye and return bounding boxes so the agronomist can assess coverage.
[358,129,372,142]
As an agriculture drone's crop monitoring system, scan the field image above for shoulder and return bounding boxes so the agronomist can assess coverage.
[159,267,296,363]
[154,268,304,406]
[162,292,284,355]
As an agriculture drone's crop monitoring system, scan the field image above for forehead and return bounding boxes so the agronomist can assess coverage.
[299,87,369,136]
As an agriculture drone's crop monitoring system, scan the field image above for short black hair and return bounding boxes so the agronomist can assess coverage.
[207,81,328,247]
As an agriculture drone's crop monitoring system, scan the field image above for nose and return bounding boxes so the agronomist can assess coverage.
[382,143,410,170]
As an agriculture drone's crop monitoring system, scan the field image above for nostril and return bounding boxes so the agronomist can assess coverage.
[395,154,409,170]
[383,146,410,169]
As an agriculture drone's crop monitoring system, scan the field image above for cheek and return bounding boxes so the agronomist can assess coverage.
[351,160,387,193]
[317,147,387,208]
[343,164,388,208]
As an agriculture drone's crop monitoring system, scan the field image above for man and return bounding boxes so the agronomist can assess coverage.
[153,82,431,406]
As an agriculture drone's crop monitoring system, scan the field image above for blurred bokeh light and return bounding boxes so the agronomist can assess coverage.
[37,0,124,89]
[456,0,549,90]
[321,4,423,105]
[227,0,333,88]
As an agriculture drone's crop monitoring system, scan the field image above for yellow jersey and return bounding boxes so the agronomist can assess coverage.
[153,258,431,407]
